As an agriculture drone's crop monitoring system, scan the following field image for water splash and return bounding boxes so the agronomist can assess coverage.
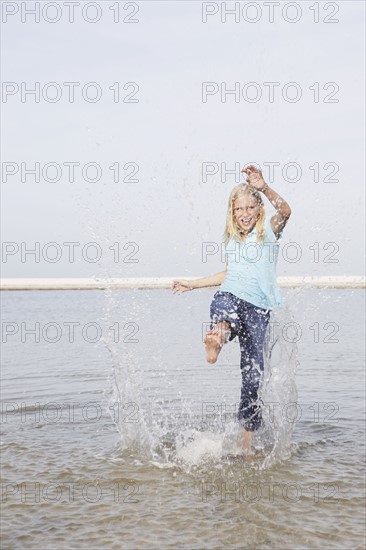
[260,305,300,468]
[101,291,299,473]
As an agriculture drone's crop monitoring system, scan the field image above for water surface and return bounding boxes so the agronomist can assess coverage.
[1,289,365,549]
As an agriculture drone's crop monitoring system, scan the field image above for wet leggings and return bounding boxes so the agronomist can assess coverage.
[209,291,270,431]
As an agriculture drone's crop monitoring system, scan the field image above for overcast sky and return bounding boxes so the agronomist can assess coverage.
[1,0,365,279]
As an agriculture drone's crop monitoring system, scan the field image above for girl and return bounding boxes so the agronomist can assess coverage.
[172,165,291,452]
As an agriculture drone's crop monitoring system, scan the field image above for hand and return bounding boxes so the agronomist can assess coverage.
[172,280,193,294]
[241,164,267,191]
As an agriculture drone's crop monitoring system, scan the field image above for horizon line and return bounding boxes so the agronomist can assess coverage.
[1,276,365,290]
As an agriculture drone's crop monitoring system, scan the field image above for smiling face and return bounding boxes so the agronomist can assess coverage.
[233,193,262,234]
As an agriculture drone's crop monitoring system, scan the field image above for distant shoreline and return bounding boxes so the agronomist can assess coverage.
[1,276,365,290]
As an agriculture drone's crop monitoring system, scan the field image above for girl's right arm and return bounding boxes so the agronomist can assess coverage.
[172,261,227,294]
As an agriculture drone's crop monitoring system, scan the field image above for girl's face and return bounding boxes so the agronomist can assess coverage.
[233,194,262,233]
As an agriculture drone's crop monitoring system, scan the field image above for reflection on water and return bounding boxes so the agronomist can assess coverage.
[1,289,365,549]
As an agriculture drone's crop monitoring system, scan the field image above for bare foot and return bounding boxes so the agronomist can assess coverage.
[241,454,258,462]
[204,330,223,364]
[204,324,230,363]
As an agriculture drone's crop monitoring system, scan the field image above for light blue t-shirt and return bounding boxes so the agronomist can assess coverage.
[220,216,282,310]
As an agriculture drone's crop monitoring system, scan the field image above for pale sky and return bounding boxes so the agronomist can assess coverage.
[1,0,365,278]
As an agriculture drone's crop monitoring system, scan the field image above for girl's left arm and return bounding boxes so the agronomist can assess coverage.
[241,165,291,238]
[262,185,292,238]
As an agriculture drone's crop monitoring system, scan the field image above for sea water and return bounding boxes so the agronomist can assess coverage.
[1,288,365,549]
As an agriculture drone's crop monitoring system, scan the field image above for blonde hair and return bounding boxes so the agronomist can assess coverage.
[223,184,266,245]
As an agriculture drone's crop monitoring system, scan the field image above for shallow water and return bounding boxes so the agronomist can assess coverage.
[1,289,365,549]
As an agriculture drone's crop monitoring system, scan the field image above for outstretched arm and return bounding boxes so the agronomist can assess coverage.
[242,165,291,238]
[172,262,227,294]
